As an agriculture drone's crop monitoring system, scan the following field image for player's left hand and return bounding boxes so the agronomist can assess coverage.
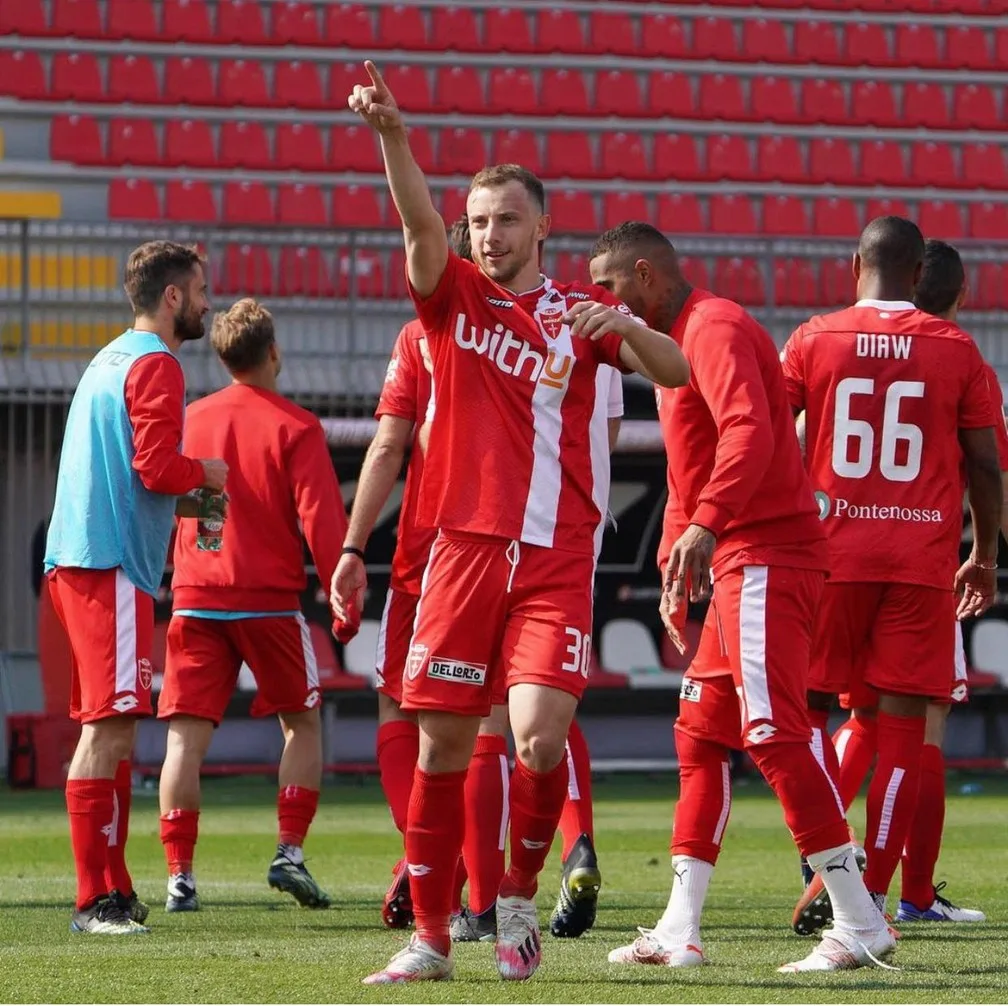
[954,554,997,620]
[563,301,628,342]
[664,523,716,606]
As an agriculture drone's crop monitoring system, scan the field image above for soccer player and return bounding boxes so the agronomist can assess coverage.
[45,241,227,934]
[157,299,348,912]
[780,219,1002,936]
[588,221,892,973]
[336,61,689,984]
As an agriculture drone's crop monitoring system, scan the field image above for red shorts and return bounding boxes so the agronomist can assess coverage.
[159,613,321,725]
[47,567,154,723]
[676,565,824,750]
[402,531,595,717]
[810,582,956,702]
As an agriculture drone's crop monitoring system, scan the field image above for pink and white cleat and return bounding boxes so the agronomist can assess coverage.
[494,895,542,981]
[777,924,897,973]
[608,928,706,967]
[362,935,454,985]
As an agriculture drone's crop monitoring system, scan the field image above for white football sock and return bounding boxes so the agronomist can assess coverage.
[806,843,881,932]
[279,842,304,865]
[653,855,713,946]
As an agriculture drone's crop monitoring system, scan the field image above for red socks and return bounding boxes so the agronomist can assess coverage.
[671,727,733,864]
[377,721,420,835]
[863,711,926,896]
[463,734,509,915]
[160,808,200,875]
[406,768,467,956]
[901,742,945,910]
[558,719,594,861]
[278,785,319,847]
[104,759,134,897]
[499,756,569,900]
[832,714,879,810]
[66,778,114,910]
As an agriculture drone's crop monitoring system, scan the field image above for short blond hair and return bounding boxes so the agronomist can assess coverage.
[469,164,545,212]
[211,298,275,373]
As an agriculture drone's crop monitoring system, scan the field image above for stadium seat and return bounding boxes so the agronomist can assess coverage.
[0,0,47,35]
[276,123,326,172]
[794,21,841,63]
[271,1,322,45]
[483,8,534,52]
[743,18,793,62]
[107,117,161,167]
[756,135,805,183]
[916,200,965,239]
[600,133,649,181]
[640,13,688,58]
[163,119,215,168]
[308,623,359,691]
[223,181,276,226]
[336,249,385,299]
[277,183,326,227]
[549,191,599,234]
[594,70,643,117]
[814,197,862,237]
[541,69,590,116]
[108,55,160,104]
[328,124,382,173]
[385,248,408,298]
[910,141,958,187]
[437,127,486,175]
[962,143,1007,190]
[161,0,214,42]
[325,3,374,47]
[706,135,754,181]
[487,68,538,115]
[809,137,858,185]
[860,140,907,186]
[851,81,899,127]
[946,25,993,68]
[953,84,999,129]
[646,72,696,118]
[656,193,705,234]
[865,197,910,221]
[163,57,217,106]
[751,76,800,123]
[997,25,1008,66]
[603,191,651,229]
[328,61,365,110]
[331,184,383,228]
[819,257,852,305]
[902,82,950,128]
[774,260,819,307]
[431,7,481,51]
[544,131,595,179]
[714,257,765,306]
[589,10,637,55]
[165,179,218,223]
[342,619,381,679]
[762,195,809,235]
[842,22,893,65]
[274,61,325,109]
[278,246,334,298]
[51,0,104,39]
[799,79,848,125]
[376,3,428,48]
[50,53,104,103]
[537,9,587,53]
[710,194,757,234]
[106,0,158,39]
[599,619,661,675]
[550,251,589,284]
[0,52,46,100]
[50,114,103,166]
[491,130,541,175]
[219,59,272,107]
[438,186,469,226]
[381,67,432,114]
[216,0,268,44]
[969,201,1008,239]
[970,619,1008,682]
[108,178,161,221]
[654,134,703,181]
[973,262,1008,309]
[699,74,747,121]
[678,256,710,289]
[692,16,741,60]
[218,244,275,297]
[403,125,434,172]
[219,121,272,170]
[433,66,485,114]
[895,23,942,67]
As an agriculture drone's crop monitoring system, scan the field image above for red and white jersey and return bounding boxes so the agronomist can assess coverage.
[409,252,629,556]
[781,299,995,589]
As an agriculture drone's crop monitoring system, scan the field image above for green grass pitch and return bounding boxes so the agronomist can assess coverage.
[1,774,1007,1003]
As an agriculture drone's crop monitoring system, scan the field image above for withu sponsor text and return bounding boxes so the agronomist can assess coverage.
[453,313,573,390]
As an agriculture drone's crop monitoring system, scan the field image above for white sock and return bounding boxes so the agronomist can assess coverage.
[279,842,304,865]
[806,843,881,932]
[653,855,713,946]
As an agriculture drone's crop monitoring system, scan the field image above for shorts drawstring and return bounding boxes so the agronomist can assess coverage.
[505,540,520,594]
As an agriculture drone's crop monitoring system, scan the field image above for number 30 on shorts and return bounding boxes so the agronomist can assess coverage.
[562,627,592,678]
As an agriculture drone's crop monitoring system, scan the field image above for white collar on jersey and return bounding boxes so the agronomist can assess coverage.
[855,298,916,311]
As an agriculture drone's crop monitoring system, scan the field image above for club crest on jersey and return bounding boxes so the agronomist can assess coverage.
[405,643,429,681]
[534,289,568,341]
[814,491,831,521]
[453,313,573,391]
[137,658,153,690]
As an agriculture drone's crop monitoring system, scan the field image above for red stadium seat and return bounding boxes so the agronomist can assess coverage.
[589,11,637,55]
[108,178,161,220]
[600,133,649,181]
[487,68,538,115]
[216,0,268,44]
[646,72,696,118]
[799,79,848,125]
[819,257,852,306]
[382,67,432,114]
[969,201,1008,239]
[0,0,47,35]
[916,200,965,239]
[437,127,486,175]
[699,74,746,120]
[274,61,325,109]
[163,119,216,168]
[756,135,805,183]
[710,194,757,234]
[677,257,710,289]
[106,0,158,39]
[107,117,161,167]
[902,82,950,128]
[108,55,160,104]
[541,69,590,116]
[50,53,104,102]
[603,191,651,229]
[50,114,102,166]
[437,187,469,225]
[860,140,907,186]
[693,17,741,60]
[483,8,534,53]
[163,57,217,106]
[223,182,276,226]
[404,125,434,172]
[743,18,793,62]
[946,25,993,68]
[997,26,1008,67]
[794,21,841,64]
[809,137,857,185]
[654,135,703,181]
[277,183,326,227]
[549,252,589,285]
[656,193,705,234]
[218,244,275,297]
[762,195,809,236]
[973,263,1008,310]
[774,260,819,307]
[335,249,385,299]
[165,180,218,223]
[271,1,322,45]
[851,81,899,127]
[537,9,587,53]
[841,23,893,65]
[278,247,334,298]
[751,77,800,123]
[706,135,754,181]
[276,123,326,172]
[865,197,910,221]
[640,14,687,58]
[385,248,408,299]
[544,131,595,179]
[433,66,485,114]
[594,70,643,118]
[219,121,272,170]
[328,124,381,173]
[325,3,373,47]
[953,85,999,129]
[308,623,359,690]
[962,143,1007,190]
[52,0,104,39]
[895,24,942,67]
[162,0,213,42]
[813,197,861,237]
[431,7,481,51]
[376,3,428,48]
[549,191,599,234]
[910,141,958,187]
[327,62,365,110]
[0,52,46,100]
[331,184,383,228]
[219,59,272,107]
[491,130,541,175]
[714,257,765,305]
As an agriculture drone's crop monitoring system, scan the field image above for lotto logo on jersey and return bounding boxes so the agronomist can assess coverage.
[453,313,572,391]
[680,677,702,703]
[427,657,487,686]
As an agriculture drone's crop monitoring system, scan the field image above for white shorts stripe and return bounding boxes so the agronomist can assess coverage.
[565,740,580,802]
[374,589,394,678]
[712,760,732,845]
[497,753,511,852]
[295,612,319,691]
[834,723,853,766]
[810,727,846,816]
[874,767,906,850]
[739,566,773,723]
[953,621,967,684]
[114,568,137,696]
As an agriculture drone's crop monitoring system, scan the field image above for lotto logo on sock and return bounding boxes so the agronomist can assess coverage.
[680,677,702,703]
[427,657,487,686]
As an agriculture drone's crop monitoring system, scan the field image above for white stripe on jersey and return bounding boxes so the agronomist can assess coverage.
[590,364,615,561]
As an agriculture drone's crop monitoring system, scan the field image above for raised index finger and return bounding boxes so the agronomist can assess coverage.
[364,60,388,95]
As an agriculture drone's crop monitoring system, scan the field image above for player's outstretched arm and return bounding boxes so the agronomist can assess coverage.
[348,60,447,297]
[957,425,1003,618]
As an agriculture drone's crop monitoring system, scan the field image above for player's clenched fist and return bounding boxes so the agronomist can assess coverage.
[347,60,404,136]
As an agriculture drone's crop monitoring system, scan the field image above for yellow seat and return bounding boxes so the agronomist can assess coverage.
[0,253,118,291]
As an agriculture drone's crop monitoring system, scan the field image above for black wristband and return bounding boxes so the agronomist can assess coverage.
[342,546,365,560]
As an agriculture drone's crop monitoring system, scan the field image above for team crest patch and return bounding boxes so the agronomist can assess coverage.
[405,643,429,681]
[814,491,831,520]
[137,657,153,690]
[534,289,568,340]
